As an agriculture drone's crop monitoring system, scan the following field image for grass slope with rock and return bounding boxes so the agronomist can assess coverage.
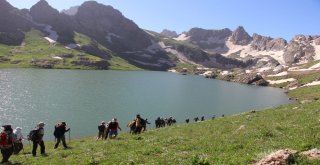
[0,29,140,70]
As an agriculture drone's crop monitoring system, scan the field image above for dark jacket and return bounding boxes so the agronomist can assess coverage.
[54,124,69,138]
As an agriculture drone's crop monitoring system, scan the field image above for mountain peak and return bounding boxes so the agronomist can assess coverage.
[160,29,178,38]
[30,0,59,24]
[230,26,252,45]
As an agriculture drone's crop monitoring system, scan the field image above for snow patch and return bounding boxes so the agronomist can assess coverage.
[52,56,63,60]
[267,78,296,84]
[220,71,229,75]
[309,62,320,69]
[313,44,320,60]
[43,25,58,44]
[168,69,177,73]
[65,44,80,49]
[301,81,320,87]
[223,39,285,64]
[173,33,190,41]
[267,71,288,77]
[200,71,213,76]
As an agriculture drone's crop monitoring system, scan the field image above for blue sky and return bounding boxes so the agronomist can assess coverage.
[7,0,320,40]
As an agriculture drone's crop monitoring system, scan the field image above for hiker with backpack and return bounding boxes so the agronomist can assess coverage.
[13,127,24,154]
[29,122,46,157]
[134,114,143,134]
[0,125,14,164]
[141,118,151,132]
[127,119,136,134]
[107,118,121,139]
[54,122,70,149]
[97,121,106,140]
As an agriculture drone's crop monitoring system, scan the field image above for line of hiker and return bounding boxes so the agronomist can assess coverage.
[155,116,176,128]
[0,121,71,163]
[96,118,122,140]
[126,114,150,134]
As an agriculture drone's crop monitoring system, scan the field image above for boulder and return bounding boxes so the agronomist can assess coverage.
[256,149,297,165]
[235,73,267,85]
[301,148,320,160]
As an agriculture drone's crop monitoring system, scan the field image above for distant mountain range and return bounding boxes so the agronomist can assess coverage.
[0,0,319,71]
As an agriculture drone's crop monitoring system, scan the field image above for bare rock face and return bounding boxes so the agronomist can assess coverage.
[75,1,152,51]
[251,33,272,51]
[186,27,232,53]
[230,26,252,45]
[283,41,302,64]
[266,38,287,51]
[315,37,320,45]
[160,29,178,38]
[283,34,315,65]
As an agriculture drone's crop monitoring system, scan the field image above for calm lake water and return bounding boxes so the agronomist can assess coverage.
[0,69,292,140]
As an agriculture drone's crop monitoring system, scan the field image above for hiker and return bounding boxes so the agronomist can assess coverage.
[194,117,199,122]
[141,118,150,132]
[29,122,46,156]
[127,119,136,134]
[0,125,14,163]
[155,117,161,128]
[97,121,106,140]
[54,122,70,149]
[107,118,121,139]
[13,127,24,154]
[104,121,110,140]
[134,114,143,134]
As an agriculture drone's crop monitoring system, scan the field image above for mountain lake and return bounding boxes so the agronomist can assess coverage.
[0,69,293,140]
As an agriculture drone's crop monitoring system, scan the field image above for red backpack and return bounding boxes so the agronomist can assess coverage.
[0,131,13,148]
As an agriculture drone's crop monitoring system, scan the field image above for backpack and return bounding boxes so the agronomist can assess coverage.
[108,122,118,130]
[98,125,105,132]
[28,129,39,141]
[0,131,13,148]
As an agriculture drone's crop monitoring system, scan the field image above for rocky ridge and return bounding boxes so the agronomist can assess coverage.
[0,0,319,74]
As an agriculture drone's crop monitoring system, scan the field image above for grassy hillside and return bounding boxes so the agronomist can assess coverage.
[0,30,141,70]
[6,84,320,164]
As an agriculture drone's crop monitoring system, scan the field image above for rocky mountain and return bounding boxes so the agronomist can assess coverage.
[160,29,178,38]
[230,26,252,45]
[0,0,32,45]
[0,0,319,72]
